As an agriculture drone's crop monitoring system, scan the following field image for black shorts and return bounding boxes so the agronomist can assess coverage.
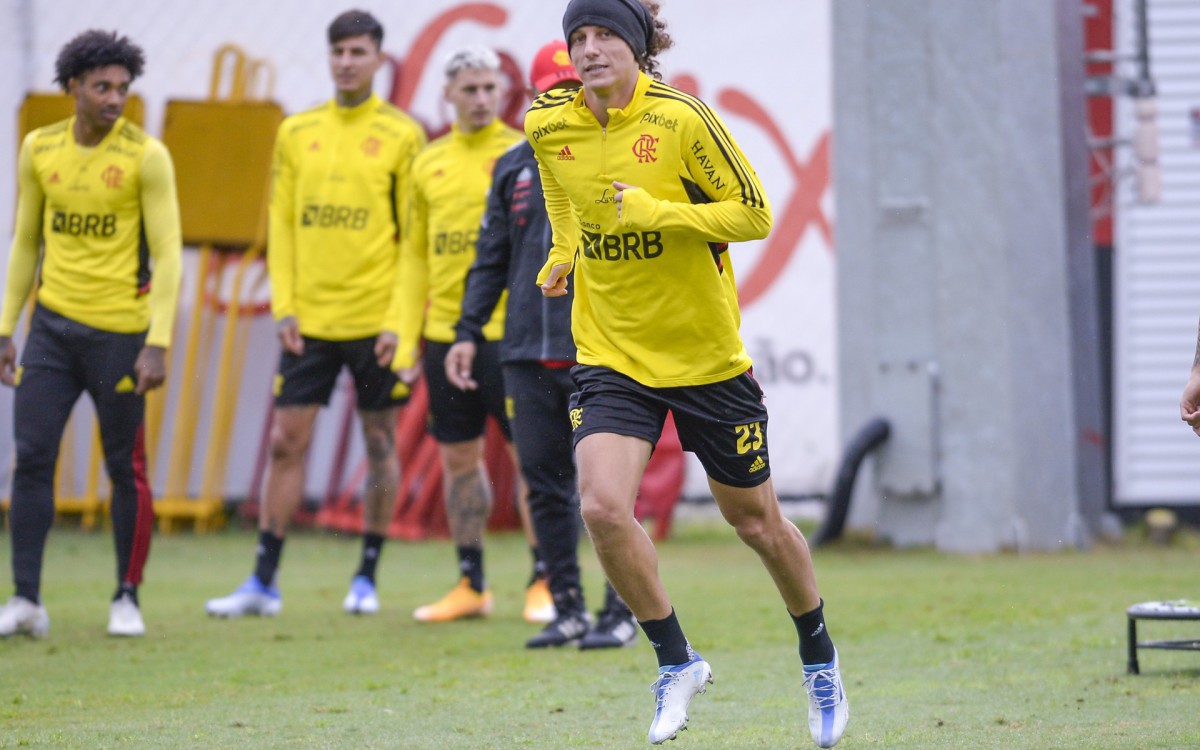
[275,336,406,411]
[569,365,771,488]
[423,340,512,443]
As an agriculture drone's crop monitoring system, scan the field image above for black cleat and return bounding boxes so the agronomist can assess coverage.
[525,609,591,648]
[579,607,638,650]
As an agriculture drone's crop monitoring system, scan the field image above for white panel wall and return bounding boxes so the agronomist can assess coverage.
[0,0,835,501]
[1114,0,1200,504]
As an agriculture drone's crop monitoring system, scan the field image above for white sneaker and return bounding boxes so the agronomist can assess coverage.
[803,649,849,748]
[647,656,713,744]
[107,593,145,637]
[342,575,379,615]
[205,575,282,617]
[0,596,50,638]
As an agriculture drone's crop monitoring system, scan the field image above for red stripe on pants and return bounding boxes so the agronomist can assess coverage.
[124,426,155,585]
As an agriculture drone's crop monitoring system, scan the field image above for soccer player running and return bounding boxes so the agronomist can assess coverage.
[0,31,182,638]
[445,40,637,649]
[527,0,850,745]
[206,10,425,618]
[386,46,551,624]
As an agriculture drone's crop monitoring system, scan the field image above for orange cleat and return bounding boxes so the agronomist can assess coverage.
[523,577,557,624]
[413,578,493,622]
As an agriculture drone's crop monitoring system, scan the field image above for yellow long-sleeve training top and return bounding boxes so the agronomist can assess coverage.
[269,94,426,340]
[0,117,182,347]
[387,118,522,369]
[527,72,773,388]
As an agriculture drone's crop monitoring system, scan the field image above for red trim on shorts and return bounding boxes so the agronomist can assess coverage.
[125,425,155,585]
[540,359,577,369]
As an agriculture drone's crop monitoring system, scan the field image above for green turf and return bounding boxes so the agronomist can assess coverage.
[2,518,1199,749]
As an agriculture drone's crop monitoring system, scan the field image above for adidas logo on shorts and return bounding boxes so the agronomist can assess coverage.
[748,455,766,474]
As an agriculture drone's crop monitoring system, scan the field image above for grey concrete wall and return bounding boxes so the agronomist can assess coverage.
[835,0,1104,551]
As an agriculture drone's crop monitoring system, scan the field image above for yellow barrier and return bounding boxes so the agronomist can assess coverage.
[154,45,280,532]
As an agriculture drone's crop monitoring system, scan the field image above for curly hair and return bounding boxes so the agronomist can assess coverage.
[53,30,145,91]
[637,0,673,80]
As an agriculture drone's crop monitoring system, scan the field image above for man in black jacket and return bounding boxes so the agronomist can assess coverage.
[445,41,635,649]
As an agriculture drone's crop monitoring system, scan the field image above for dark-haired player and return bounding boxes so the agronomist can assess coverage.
[0,30,182,638]
[527,0,849,745]
[206,10,426,618]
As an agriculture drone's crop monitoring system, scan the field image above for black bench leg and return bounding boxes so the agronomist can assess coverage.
[1127,618,1140,675]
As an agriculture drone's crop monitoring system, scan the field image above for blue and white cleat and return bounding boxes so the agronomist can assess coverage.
[802,649,849,748]
[647,655,713,744]
[205,576,282,617]
[343,575,380,615]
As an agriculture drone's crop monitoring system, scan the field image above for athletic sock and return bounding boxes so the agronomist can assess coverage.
[254,531,285,588]
[113,583,138,606]
[456,546,485,592]
[638,608,692,667]
[528,547,546,586]
[14,584,39,605]
[792,599,836,666]
[356,532,385,582]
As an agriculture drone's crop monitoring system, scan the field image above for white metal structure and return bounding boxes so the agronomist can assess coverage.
[1114,0,1200,505]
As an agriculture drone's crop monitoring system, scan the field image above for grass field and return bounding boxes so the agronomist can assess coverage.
[2,517,1199,749]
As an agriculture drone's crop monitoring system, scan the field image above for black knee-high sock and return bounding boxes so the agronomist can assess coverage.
[456,546,484,592]
[638,609,693,668]
[356,533,385,582]
[254,531,285,587]
[792,599,836,666]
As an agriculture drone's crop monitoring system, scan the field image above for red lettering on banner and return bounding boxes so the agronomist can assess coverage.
[669,73,832,310]
[385,3,528,137]
[718,89,831,309]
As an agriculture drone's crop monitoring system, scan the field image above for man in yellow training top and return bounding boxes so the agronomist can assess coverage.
[528,0,849,745]
[384,46,550,624]
[206,10,425,619]
[0,30,182,639]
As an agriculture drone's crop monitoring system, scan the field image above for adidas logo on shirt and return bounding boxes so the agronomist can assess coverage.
[748,455,766,474]
[557,145,575,161]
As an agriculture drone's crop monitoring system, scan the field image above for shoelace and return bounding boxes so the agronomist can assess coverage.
[802,667,843,710]
[651,670,680,708]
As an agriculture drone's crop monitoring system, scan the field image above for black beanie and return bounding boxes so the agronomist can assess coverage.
[562,0,653,60]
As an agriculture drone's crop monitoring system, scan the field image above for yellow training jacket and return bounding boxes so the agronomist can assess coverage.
[269,94,426,340]
[527,73,772,388]
[0,117,182,347]
[387,118,522,369]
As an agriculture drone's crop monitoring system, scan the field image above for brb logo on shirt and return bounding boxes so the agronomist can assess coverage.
[580,230,663,261]
[434,229,479,255]
[51,211,117,237]
[301,204,369,230]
